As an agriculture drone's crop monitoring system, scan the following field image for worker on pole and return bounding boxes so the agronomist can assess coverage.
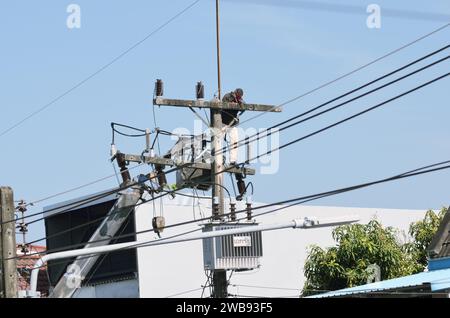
[221,88,244,165]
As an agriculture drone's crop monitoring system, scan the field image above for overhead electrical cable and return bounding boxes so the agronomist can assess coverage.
[0,0,203,139]
[14,158,450,260]
[219,46,449,155]
[237,23,449,127]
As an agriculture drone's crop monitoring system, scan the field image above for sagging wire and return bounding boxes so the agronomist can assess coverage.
[227,270,235,293]
[245,182,254,196]
[111,122,147,144]
[201,270,214,298]
[185,181,231,198]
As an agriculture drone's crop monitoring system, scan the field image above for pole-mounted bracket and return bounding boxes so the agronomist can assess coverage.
[153,97,282,113]
[123,153,256,176]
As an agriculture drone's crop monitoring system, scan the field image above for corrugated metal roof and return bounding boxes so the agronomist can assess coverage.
[307,268,450,298]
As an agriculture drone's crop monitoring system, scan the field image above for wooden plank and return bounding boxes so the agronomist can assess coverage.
[153,97,282,113]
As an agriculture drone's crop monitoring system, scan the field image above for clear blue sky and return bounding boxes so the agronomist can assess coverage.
[1,1,449,242]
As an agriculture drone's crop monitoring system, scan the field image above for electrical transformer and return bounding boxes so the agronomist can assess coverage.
[202,223,263,271]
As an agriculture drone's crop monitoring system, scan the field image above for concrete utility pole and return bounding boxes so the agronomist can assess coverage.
[151,0,281,298]
[153,98,280,300]
[0,187,18,298]
[211,0,227,298]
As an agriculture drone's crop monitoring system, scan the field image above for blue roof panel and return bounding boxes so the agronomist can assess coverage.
[307,268,450,298]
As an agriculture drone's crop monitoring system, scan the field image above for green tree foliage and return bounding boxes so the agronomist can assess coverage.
[406,208,447,268]
[302,209,446,296]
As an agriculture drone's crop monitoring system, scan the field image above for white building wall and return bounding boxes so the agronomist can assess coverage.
[134,195,429,298]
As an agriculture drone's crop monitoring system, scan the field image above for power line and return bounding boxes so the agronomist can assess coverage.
[99,160,450,249]
[13,71,449,256]
[0,163,182,226]
[26,226,203,272]
[27,163,146,208]
[219,45,449,155]
[12,72,449,259]
[24,190,173,246]
[0,0,202,139]
[247,72,449,163]
[14,68,450,256]
[6,19,446,225]
[115,163,450,284]
[13,38,448,223]
[25,61,445,227]
[165,287,203,298]
[3,6,446,219]
[237,23,449,127]
[18,158,450,262]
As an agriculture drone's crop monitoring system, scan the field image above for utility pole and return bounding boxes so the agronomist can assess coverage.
[151,0,281,298]
[211,0,227,298]
[153,95,280,299]
[0,187,18,298]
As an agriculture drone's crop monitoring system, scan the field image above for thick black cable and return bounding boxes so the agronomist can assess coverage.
[27,226,203,272]
[25,46,447,215]
[219,46,449,155]
[111,123,148,144]
[19,163,183,225]
[133,162,450,251]
[13,47,448,226]
[0,164,184,226]
[249,72,449,162]
[85,164,450,265]
[15,192,173,260]
[12,74,449,258]
[13,158,450,261]
[12,72,450,259]
[238,23,449,127]
[24,190,174,246]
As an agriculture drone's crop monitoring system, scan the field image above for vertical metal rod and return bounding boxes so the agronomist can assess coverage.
[216,0,222,99]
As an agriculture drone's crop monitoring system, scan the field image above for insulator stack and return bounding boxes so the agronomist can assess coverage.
[246,196,252,221]
[155,79,164,97]
[196,81,205,99]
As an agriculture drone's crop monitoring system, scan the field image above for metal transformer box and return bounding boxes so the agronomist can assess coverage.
[202,223,263,271]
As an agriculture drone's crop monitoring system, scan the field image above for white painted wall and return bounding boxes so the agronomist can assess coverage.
[134,194,429,298]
